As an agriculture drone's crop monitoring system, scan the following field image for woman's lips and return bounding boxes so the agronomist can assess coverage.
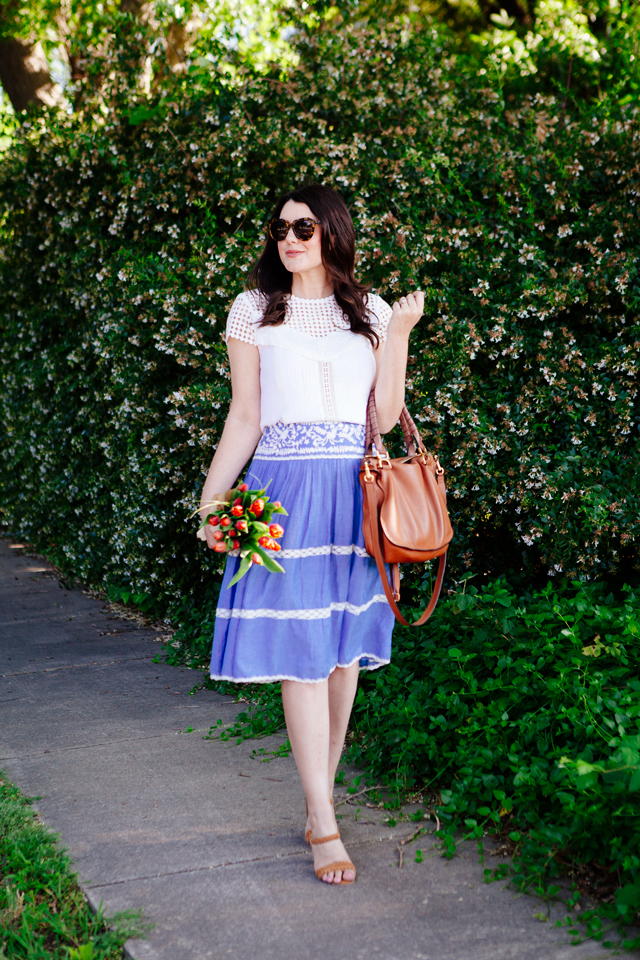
[285,250,303,257]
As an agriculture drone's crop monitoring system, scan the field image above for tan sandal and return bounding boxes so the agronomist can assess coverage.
[310,831,356,885]
[305,797,332,845]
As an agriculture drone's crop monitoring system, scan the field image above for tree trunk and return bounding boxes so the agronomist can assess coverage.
[120,0,151,16]
[0,38,62,111]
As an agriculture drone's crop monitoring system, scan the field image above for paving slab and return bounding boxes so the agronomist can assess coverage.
[0,538,628,960]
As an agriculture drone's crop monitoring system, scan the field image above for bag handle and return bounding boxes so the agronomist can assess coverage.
[363,389,446,627]
[365,390,427,457]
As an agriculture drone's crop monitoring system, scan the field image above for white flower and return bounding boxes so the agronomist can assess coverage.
[558,224,573,238]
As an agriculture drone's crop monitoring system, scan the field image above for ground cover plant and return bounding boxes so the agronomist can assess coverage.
[0,772,144,958]
[0,0,639,943]
[205,575,640,948]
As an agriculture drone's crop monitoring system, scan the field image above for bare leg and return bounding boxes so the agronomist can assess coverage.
[327,662,359,794]
[282,677,356,884]
[300,663,359,842]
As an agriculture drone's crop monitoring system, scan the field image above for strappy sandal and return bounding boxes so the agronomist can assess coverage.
[305,797,332,845]
[310,831,356,885]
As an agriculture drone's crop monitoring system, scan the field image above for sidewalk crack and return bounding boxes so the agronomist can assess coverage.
[1,656,154,678]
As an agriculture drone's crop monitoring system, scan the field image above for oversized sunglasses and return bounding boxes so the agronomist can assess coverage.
[268,217,321,241]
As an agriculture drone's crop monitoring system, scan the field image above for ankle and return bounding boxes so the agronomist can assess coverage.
[308,803,336,832]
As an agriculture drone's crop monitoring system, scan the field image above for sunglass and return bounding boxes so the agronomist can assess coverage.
[268,217,321,242]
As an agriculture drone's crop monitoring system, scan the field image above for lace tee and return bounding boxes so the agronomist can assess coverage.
[225,290,392,429]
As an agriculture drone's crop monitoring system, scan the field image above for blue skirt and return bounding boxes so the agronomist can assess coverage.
[210,422,395,683]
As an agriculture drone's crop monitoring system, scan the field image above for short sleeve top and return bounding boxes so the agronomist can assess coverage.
[225,290,392,345]
[224,290,393,429]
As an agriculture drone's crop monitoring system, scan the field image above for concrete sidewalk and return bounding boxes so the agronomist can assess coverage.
[0,537,618,960]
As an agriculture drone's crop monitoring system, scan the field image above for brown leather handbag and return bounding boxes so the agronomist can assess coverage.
[359,391,453,626]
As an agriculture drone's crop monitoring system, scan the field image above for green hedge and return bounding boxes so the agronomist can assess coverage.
[1,16,638,611]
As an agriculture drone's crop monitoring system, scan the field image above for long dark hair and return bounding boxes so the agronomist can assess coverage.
[246,184,379,346]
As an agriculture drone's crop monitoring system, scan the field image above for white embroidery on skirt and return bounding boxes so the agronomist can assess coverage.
[279,544,369,559]
[215,593,388,620]
[210,653,391,684]
[253,420,365,460]
[226,543,370,559]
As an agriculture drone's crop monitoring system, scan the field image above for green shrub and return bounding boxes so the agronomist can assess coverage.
[210,576,640,942]
[359,576,640,941]
[0,15,638,609]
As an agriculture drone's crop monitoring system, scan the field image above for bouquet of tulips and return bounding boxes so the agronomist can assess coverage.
[195,482,288,587]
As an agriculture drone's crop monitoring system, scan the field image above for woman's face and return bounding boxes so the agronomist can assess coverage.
[277,199,324,276]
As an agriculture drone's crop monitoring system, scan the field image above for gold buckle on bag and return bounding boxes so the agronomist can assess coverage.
[363,460,375,483]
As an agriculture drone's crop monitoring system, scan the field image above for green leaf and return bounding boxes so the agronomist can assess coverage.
[227,556,252,588]
[67,945,95,960]
[127,104,165,125]
[254,545,285,574]
[615,882,640,913]
[250,521,269,535]
[454,594,475,611]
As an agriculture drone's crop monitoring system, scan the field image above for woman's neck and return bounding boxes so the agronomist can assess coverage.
[290,267,333,300]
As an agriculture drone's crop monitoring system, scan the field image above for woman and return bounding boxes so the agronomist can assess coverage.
[199,183,423,885]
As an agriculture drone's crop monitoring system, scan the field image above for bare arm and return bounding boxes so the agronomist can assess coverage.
[199,338,262,549]
[373,291,424,434]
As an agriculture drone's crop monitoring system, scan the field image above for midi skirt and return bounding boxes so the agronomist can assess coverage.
[210,421,395,683]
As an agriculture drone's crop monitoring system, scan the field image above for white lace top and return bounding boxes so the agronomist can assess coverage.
[225,289,393,429]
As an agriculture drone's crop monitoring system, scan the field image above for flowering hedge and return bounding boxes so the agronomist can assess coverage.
[0,16,639,617]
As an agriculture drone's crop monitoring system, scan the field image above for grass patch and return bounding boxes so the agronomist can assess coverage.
[0,772,147,959]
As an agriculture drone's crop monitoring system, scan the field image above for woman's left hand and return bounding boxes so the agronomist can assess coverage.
[389,291,424,337]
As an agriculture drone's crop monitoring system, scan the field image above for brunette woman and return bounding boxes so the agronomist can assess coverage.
[199,183,423,885]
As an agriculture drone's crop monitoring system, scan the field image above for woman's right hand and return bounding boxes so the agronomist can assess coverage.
[199,491,234,549]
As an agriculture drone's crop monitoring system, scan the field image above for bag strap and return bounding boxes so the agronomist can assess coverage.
[365,388,383,454]
[363,471,446,627]
[365,390,427,457]
[363,390,447,627]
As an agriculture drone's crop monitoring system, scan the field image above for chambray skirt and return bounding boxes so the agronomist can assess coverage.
[210,422,395,683]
